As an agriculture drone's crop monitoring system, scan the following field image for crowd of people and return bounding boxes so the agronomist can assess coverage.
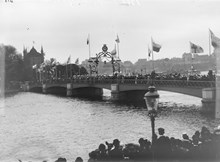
[37,69,217,85]
[57,70,216,82]
[50,126,220,162]
[87,126,220,162]
[17,126,219,162]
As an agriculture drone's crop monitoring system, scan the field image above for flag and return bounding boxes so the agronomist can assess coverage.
[209,29,220,48]
[67,55,71,64]
[152,38,161,52]
[148,46,151,57]
[75,58,79,65]
[111,44,117,55]
[115,35,120,43]
[190,42,204,53]
[87,34,90,45]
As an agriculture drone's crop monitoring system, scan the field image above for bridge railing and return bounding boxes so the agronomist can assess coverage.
[70,78,215,88]
[152,80,215,88]
[30,78,216,88]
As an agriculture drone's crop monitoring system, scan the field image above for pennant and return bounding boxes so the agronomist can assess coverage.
[67,55,71,64]
[87,34,90,45]
[148,46,151,57]
[111,45,117,55]
[115,35,120,43]
[75,58,79,65]
[190,42,204,53]
[209,29,220,48]
[152,38,161,52]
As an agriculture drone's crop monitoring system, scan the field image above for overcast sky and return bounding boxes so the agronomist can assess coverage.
[1,0,220,63]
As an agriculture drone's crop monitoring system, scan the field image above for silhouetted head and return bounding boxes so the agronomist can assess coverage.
[75,157,83,162]
[201,126,209,133]
[99,143,106,151]
[113,139,120,146]
[138,138,144,145]
[158,128,165,135]
[194,131,200,137]
[182,134,189,140]
[55,157,67,162]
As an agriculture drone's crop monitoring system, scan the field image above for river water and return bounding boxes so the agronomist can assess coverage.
[0,90,219,162]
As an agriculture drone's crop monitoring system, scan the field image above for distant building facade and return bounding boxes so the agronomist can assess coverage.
[23,46,44,68]
[23,46,45,80]
[182,53,192,63]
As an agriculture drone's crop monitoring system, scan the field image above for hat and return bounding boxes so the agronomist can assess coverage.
[113,139,120,145]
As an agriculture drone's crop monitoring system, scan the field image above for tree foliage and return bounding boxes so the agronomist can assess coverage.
[4,45,25,82]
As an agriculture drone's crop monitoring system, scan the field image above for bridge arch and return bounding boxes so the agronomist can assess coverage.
[46,86,67,95]
[71,87,103,99]
[156,87,202,98]
[29,86,42,93]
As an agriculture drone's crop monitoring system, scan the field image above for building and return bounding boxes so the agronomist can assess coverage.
[23,46,45,80]
[194,54,210,63]
[23,46,44,68]
[182,52,192,63]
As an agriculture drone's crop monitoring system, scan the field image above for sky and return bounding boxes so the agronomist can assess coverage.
[1,0,220,64]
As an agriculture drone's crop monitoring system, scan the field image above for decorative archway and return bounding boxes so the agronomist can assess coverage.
[88,44,121,75]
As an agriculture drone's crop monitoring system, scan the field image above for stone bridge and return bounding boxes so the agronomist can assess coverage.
[24,79,216,101]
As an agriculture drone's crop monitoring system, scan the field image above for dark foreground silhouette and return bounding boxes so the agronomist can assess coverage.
[18,126,220,162]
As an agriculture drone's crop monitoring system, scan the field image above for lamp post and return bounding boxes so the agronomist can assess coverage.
[144,86,159,143]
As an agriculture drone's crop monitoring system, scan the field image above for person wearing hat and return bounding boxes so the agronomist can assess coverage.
[109,139,123,160]
[182,133,193,152]
[154,128,172,160]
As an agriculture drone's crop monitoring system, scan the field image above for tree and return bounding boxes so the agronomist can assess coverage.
[79,66,88,75]
[40,58,57,81]
[4,45,25,82]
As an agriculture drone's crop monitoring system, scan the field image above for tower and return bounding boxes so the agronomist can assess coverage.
[23,45,27,56]
[41,45,44,55]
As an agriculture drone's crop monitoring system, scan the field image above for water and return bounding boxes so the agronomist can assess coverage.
[0,90,219,162]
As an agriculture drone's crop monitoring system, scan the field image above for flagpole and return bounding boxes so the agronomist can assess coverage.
[209,30,211,56]
[88,34,91,58]
[151,38,154,71]
[117,42,119,58]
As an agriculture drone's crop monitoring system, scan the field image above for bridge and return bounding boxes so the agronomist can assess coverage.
[24,78,216,102]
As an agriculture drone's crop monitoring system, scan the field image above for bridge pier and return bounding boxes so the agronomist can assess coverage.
[23,84,30,92]
[66,83,72,97]
[216,87,220,118]
[201,88,215,114]
[111,84,126,101]
[201,87,220,118]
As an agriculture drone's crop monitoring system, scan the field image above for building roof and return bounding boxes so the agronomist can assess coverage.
[28,47,42,57]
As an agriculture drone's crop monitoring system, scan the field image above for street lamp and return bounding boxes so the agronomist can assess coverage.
[144,86,160,143]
